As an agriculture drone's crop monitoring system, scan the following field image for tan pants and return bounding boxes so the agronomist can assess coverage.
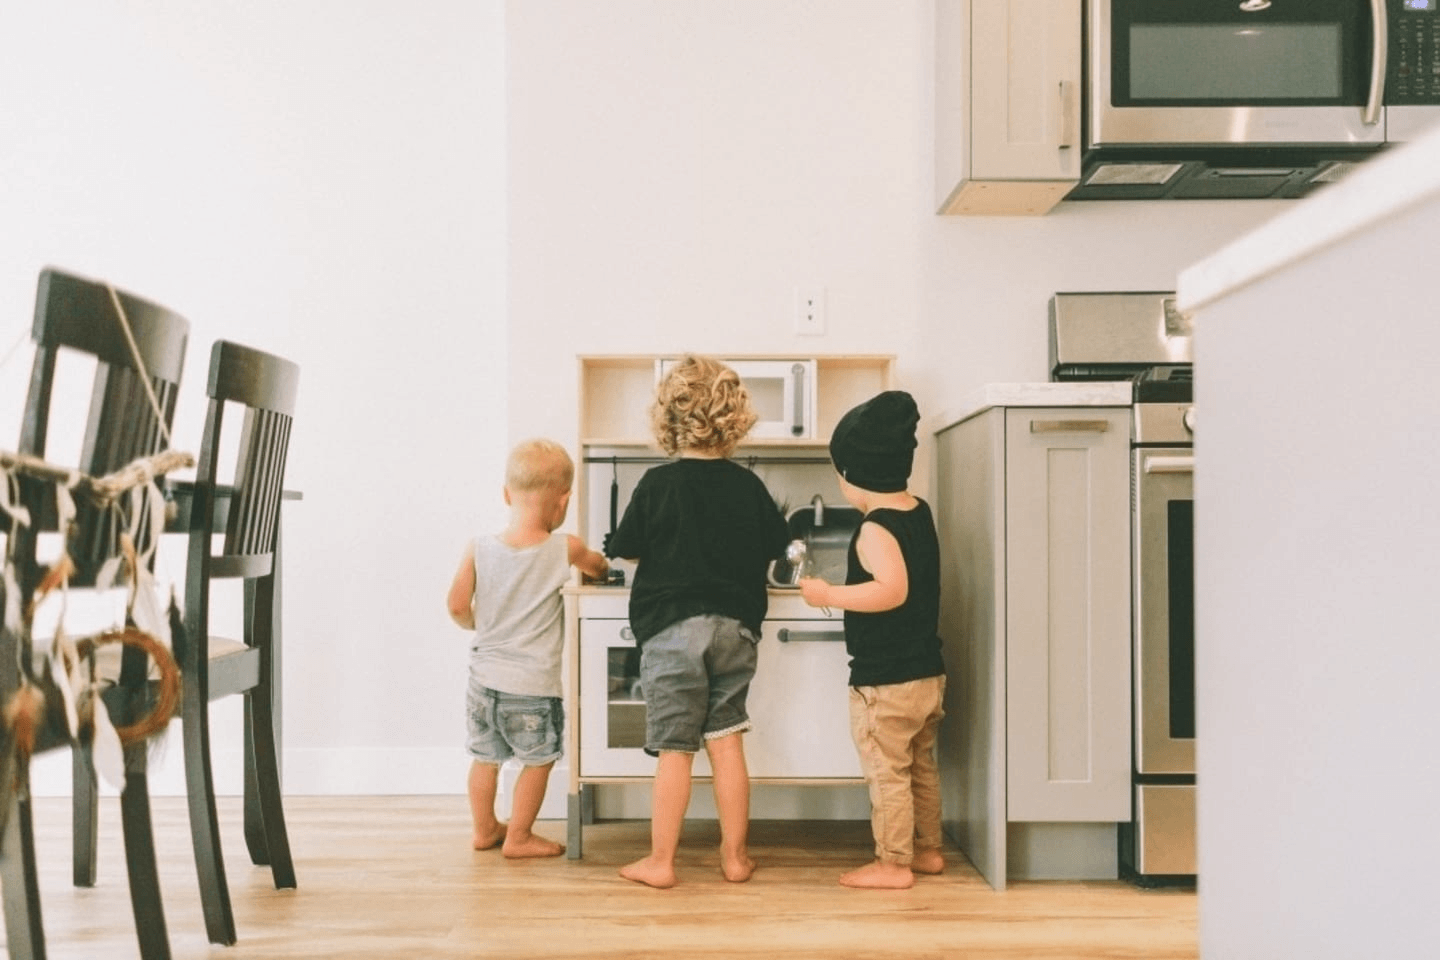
[848,675,946,866]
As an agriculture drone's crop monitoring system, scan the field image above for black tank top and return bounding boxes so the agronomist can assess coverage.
[842,499,946,687]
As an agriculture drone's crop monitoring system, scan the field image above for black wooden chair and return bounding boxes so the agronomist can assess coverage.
[1,265,188,960]
[179,339,299,946]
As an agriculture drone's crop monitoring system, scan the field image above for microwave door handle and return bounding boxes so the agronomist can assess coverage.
[790,362,806,436]
[1364,0,1386,126]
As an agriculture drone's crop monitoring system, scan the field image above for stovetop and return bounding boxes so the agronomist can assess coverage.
[1132,364,1193,404]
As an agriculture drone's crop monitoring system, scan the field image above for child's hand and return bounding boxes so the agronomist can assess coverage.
[798,577,829,608]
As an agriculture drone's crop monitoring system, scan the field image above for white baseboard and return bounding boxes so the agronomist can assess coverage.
[27,746,867,823]
[27,746,480,798]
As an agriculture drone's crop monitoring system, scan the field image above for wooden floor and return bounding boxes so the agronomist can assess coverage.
[6,796,1198,959]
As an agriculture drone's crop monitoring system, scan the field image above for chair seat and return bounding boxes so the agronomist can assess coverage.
[33,635,256,705]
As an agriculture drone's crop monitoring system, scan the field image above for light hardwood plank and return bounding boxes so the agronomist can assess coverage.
[4,797,1197,959]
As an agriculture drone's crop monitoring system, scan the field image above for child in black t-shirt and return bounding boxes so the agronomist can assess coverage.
[606,354,788,888]
[798,390,947,889]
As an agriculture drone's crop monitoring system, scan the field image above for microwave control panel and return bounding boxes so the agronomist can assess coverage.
[1390,0,1440,104]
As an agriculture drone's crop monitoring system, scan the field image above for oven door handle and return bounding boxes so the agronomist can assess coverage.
[777,628,845,644]
[1143,455,1195,475]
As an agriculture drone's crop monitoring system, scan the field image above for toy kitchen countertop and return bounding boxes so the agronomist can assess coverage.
[564,582,841,621]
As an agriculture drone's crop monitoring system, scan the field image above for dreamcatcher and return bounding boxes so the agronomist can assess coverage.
[0,447,194,824]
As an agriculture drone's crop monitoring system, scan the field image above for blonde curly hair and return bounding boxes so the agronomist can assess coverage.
[651,354,758,457]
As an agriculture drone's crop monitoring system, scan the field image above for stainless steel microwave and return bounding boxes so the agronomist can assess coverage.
[1072,0,1440,200]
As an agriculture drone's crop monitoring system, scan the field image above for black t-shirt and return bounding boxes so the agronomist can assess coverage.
[842,499,946,687]
[607,458,789,645]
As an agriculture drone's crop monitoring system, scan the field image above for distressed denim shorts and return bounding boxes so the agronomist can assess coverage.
[465,682,564,766]
[639,614,758,755]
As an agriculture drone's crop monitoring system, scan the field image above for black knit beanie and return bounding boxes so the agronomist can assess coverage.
[829,390,919,493]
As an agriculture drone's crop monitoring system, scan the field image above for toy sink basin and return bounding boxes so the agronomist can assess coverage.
[768,504,860,587]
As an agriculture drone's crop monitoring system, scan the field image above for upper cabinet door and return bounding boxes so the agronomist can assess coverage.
[970,0,1082,182]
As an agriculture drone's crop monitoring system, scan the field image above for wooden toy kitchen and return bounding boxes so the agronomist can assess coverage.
[562,354,894,857]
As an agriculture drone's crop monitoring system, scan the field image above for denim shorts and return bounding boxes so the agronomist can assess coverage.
[465,682,564,766]
[639,614,758,755]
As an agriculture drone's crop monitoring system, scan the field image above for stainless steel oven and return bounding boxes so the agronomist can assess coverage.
[1051,292,1196,884]
[1126,397,1196,880]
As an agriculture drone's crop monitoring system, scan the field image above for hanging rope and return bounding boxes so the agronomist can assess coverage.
[0,449,194,505]
[105,283,173,449]
[0,324,28,373]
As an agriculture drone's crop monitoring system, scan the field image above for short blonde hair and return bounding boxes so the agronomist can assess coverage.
[650,354,758,457]
[506,438,574,494]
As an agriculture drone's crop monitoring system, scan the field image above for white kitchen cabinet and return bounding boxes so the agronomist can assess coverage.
[934,405,1131,889]
[935,0,1081,216]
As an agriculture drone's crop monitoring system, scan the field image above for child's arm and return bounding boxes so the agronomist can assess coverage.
[446,542,477,629]
[568,535,610,581]
[799,521,908,613]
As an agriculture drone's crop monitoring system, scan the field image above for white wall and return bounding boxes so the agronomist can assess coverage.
[0,0,1306,801]
[1,2,509,795]
[504,0,1283,818]
[506,0,1280,475]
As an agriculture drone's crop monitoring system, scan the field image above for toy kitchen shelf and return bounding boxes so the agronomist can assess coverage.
[577,354,894,446]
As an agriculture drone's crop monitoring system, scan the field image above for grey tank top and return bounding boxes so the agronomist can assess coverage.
[469,532,570,697]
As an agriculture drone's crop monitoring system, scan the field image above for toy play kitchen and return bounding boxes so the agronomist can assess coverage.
[564,355,893,857]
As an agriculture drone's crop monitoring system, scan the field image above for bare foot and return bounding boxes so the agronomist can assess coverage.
[911,848,946,875]
[473,823,507,850]
[502,833,564,859]
[839,860,914,889]
[619,856,677,889]
[720,849,755,883]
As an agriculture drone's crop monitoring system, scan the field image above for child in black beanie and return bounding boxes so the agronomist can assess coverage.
[799,390,947,889]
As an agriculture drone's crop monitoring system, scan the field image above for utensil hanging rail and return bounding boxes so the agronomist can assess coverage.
[582,455,833,466]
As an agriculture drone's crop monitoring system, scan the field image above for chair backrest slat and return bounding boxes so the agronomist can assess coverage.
[200,341,298,570]
[16,268,189,588]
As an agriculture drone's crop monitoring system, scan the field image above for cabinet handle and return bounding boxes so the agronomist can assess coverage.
[777,628,845,644]
[1057,80,1076,148]
[1029,419,1109,434]
[1144,455,1194,475]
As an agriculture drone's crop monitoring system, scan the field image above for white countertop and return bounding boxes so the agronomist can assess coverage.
[1179,119,1440,314]
[932,381,1132,433]
[566,584,841,622]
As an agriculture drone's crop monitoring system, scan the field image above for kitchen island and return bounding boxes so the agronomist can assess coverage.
[1177,121,1440,960]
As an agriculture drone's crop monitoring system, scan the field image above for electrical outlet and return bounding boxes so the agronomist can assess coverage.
[794,286,825,336]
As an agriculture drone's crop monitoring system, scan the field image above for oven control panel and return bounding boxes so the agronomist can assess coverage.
[1133,403,1194,445]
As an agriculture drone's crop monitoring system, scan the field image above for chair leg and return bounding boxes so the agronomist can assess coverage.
[242,571,295,887]
[244,692,295,887]
[72,744,99,887]
[1,787,48,960]
[119,746,171,960]
[182,688,237,945]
